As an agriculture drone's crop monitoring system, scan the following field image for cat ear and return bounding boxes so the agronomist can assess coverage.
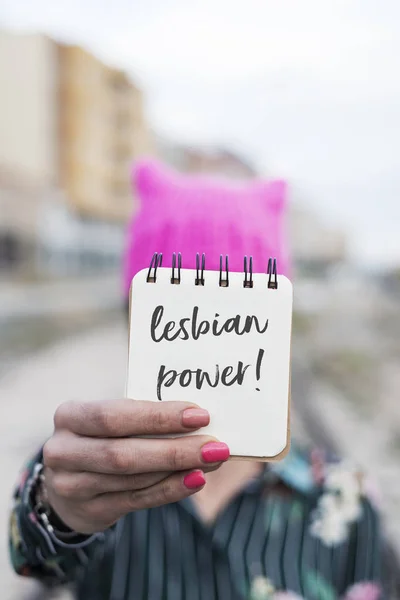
[131,157,160,199]
[257,179,288,214]
[131,157,178,212]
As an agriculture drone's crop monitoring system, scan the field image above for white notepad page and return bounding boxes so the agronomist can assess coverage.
[126,266,293,460]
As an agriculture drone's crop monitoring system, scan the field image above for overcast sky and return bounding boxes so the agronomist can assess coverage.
[1,0,400,266]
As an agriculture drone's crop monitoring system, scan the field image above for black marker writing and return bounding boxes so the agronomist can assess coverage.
[150,305,268,343]
[156,361,251,401]
[255,348,264,391]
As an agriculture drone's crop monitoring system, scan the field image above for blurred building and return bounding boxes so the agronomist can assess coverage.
[0,166,48,272]
[36,197,125,276]
[58,44,152,221]
[0,33,58,187]
[182,147,256,179]
[0,30,153,275]
[156,137,257,179]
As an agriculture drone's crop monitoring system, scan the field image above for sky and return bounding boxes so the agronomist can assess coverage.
[1,0,400,267]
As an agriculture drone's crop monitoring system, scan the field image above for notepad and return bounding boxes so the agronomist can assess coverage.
[126,254,293,460]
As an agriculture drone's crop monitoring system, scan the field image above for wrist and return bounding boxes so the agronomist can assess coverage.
[35,472,75,536]
[30,463,101,549]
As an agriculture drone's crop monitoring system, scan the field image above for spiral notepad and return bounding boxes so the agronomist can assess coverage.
[126,253,293,460]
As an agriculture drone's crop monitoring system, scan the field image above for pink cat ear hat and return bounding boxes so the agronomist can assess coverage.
[122,158,290,297]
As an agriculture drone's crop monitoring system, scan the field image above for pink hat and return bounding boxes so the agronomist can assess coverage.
[122,158,290,296]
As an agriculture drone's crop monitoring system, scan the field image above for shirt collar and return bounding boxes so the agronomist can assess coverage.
[243,442,316,496]
[268,443,316,495]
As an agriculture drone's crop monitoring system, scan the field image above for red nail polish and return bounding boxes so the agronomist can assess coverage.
[201,442,230,463]
[184,470,206,489]
[182,408,210,428]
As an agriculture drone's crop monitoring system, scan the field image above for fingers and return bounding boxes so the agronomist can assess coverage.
[44,399,225,534]
[45,462,220,501]
[44,433,230,475]
[82,470,206,530]
[54,399,210,437]
[45,468,171,500]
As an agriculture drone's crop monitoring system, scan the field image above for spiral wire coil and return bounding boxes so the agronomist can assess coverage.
[146,253,278,289]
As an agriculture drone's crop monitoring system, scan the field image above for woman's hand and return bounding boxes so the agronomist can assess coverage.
[43,399,229,534]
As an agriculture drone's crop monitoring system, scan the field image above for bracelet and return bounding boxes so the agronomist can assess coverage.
[30,463,102,550]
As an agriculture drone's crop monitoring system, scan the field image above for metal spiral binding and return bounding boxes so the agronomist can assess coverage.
[219,255,229,287]
[243,255,253,288]
[146,253,278,289]
[195,253,206,286]
[147,252,162,282]
[267,257,278,289]
[171,252,182,284]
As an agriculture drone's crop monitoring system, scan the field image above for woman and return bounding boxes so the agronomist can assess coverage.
[9,159,384,600]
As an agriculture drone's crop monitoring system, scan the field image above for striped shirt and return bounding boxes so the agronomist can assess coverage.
[9,445,384,600]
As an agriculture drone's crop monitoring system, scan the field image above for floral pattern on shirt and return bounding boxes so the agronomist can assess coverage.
[249,576,382,600]
[310,460,375,546]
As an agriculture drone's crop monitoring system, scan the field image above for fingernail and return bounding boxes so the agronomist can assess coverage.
[184,470,206,489]
[201,442,230,463]
[182,408,210,428]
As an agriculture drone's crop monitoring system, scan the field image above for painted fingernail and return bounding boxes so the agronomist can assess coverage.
[182,408,210,428]
[183,470,206,489]
[201,442,230,463]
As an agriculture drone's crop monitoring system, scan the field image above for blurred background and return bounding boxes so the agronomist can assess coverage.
[1,1,400,598]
